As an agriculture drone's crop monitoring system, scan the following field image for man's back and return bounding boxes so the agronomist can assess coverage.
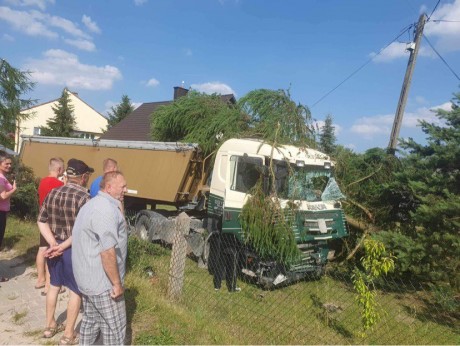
[38,176,64,206]
[38,182,90,241]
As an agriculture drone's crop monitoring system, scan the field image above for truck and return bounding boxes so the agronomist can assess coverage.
[20,135,348,288]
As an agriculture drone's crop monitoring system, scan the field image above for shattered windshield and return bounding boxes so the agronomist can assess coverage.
[273,160,345,202]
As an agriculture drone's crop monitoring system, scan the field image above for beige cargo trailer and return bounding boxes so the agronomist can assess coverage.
[20,136,209,207]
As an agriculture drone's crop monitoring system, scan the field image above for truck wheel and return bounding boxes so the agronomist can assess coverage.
[134,214,151,241]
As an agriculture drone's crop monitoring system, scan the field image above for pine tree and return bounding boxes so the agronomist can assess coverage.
[378,91,460,289]
[319,114,336,154]
[41,88,76,137]
[0,59,35,149]
[106,95,134,130]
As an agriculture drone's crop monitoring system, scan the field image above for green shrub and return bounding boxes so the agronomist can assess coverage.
[9,158,38,220]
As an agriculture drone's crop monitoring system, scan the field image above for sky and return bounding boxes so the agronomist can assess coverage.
[1,0,460,152]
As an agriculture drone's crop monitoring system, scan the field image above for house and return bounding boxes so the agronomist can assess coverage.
[15,88,108,152]
[102,86,236,141]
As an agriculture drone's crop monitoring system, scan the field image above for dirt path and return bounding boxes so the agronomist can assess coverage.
[0,249,77,345]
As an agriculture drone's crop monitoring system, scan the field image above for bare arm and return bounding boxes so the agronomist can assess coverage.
[37,221,57,248]
[100,247,124,299]
[0,180,16,201]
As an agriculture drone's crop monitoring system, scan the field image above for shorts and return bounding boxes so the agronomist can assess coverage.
[39,233,48,247]
[47,241,81,295]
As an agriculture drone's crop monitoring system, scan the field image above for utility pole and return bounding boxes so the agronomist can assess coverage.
[388,13,427,153]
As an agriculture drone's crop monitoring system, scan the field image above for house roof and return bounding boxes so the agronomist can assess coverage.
[22,88,106,122]
[101,101,171,141]
[102,91,237,141]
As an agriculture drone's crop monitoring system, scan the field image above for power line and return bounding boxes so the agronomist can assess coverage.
[431,19,460,22]
[423,34,460,81]
[310,24,414,109]
[427,0,441,21]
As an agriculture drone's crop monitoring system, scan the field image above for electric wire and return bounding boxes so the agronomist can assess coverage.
[423,34,460,81]
[310,24,414,109]
[431,19,460,22]
[427,0,441,21]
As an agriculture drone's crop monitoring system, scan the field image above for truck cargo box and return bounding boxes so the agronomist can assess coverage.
[20,136,206,205]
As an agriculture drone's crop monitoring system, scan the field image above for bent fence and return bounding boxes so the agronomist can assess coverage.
[124,213,459,345]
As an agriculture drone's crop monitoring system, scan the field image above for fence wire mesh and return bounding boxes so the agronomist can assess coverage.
[124,210,459,345]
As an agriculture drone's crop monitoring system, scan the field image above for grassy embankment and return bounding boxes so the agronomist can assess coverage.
[3,217,458,345]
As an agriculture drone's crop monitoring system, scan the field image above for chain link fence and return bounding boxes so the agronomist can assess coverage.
[124,210,459,345]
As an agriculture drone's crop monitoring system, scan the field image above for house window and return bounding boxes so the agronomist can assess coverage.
[75,132,95,139]
[33,127,42,136]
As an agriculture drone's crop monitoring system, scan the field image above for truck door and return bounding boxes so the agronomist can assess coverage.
[222,154,264,237]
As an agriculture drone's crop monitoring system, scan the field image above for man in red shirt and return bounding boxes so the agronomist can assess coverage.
[35,158,65,293]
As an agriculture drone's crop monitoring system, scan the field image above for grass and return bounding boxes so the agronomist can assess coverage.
[5,217,459,345]
[126,237,459,345]
[12,310,28,325]
[2,216,39,265]
[23,329,43,338]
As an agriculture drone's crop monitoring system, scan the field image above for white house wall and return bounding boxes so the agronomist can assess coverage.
[16,90,108,152]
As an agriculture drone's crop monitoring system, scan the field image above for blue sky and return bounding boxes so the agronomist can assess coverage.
[1,0,459,152]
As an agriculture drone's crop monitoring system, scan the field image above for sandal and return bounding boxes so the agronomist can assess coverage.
[59,334,79,345]
[43,323,65,338]
[35,282,45,289]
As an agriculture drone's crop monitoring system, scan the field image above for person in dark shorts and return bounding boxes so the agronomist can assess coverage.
[37,159,93,344]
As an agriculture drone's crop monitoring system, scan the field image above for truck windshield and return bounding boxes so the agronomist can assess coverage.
[273,160,345,202]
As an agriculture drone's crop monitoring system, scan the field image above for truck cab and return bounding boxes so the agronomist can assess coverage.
[207,138,348,288]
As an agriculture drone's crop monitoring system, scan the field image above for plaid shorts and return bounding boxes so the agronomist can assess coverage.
[80,290,126,345]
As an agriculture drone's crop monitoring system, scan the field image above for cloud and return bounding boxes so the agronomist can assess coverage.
[0,6,58,38]
[191,82,235,95]
[1,33,14,41]
[424,0,460,53]
[64,38,96,52]
[369,1,460,63]
[134,0,148,6]
[82,15,101,34]
[349,102,450,139]
[0,6,96,50]
[4,0,55,11]
[146,78,160,87]
[370,42,410,63]
[415,95,428,105]
[24,49,122,90]
[314,120,342,136]
[45,12,90,39]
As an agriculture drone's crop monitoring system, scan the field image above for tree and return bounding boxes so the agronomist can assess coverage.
[319,114,336,154]
[238,88,315,147]
[106,95,134,130]
[151,91,248,155]
[0,59,35,149]
[377,91,460,289]
[40,88,77,137]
